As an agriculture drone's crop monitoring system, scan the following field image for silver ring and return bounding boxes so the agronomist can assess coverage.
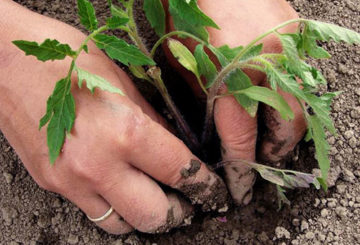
[87,207,114,222]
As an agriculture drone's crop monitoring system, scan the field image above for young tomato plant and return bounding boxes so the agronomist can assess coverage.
[13,0,360,204]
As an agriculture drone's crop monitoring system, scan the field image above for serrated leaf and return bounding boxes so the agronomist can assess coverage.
[279,34,324,87]
[194,44,217,88]
[217,44,244,61]
[213,46,258,116]
[265,64,304,98]
[143,0,166,37]
[258,167,284,186]
[225,70,259,117]
[169,0,219,42]
[74,66,124,95]
[111,4,128,18]
[237,86,294,121]
[106,16,129,29]
[307,115,330,188]
[40,78,75,164]
[302,28,331,59]
[304,92,336,134]
[239,44,263,62]
[304,20,360,44]
[12,39,76,62]
[169,0,219,28]
[168,39,199,77]
[77,0,98,31]
[277,185,291,210]
[93,34,155,66]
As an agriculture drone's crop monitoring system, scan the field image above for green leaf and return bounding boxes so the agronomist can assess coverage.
[169,0,219,28]
[307,115,330,188]
[304,93,336,134]
[12,39,76,62]
[265,64,304,97]
[258,167,284,186]
[74,66,124,95]
[304,20,360,44]
[225,70,258,117]
[277,185,291,210]
[106,16,129,29]
[279,34,324,87]
[239,44,263,62]
[111,4,128,18]
[302,29,331,59]
[194,44,217,88]
[40,78,75,164]
[93,34,155,66]
[217,44,244,61]
[168,0,219,42]
[167,39,199,77]
[77,0,98,31]
[213,45,259,116]
[143,0,166,37]
[237,86,294,121]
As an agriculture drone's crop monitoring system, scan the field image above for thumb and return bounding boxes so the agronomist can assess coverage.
[214,93,257,205]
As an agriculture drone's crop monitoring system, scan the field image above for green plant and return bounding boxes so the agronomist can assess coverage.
[13,0,360,203]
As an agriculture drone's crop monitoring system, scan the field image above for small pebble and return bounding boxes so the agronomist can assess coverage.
[321,209,329,218]
[336,184,347,194]
[344,130,354,139]
[3,172,13,184]
[301,220,309,231]
[343,169,356,183]
[335,207,347,218]
[305,231,315,240]
[67,234,79,245]
[275,226,291,240]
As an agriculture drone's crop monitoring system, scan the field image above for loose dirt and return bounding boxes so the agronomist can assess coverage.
[1,0,359,244]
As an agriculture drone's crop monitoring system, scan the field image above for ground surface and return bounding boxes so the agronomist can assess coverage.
[1,0,360,244]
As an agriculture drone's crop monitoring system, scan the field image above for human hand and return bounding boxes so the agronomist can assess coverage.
[163,0,307,205]
[0,1,228,234]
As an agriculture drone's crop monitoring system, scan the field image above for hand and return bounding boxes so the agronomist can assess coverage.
[0,1,228,234]
[164,0,307,205]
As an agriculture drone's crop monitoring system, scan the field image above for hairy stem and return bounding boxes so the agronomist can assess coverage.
[151,31,206,57]
[126,4,200,151]
[203,18,305,144]
[148,67,200,151]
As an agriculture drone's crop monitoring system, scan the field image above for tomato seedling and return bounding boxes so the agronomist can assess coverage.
[13,0,360,205]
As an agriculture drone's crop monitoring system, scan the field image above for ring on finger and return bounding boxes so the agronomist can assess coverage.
[87,207,114,222]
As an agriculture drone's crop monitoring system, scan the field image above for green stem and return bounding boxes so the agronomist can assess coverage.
[66,25,109,82]
[151,31,207,57]
[202,18,306,144]
[125,4,200,151]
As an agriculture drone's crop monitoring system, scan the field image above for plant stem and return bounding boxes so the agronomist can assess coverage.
[202,18,305,144]
[159,79,201,151]
[151,31,206,57]
[125,3,200,151]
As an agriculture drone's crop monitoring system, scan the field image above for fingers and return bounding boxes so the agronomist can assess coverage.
[258,87,307,163]
[121,116,229,212]
[67,192,134,235]
[214,92,257,205]
[97,163,193,233]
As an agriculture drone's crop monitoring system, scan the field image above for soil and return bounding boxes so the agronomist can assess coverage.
[1,0,360,244]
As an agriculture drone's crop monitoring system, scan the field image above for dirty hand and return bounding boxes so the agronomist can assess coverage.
[164,0,307,205]
[0,1,228,234]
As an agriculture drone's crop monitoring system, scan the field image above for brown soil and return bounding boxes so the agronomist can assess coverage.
[1,0,360,244]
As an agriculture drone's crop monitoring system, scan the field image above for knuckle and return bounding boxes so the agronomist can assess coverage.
[39,173,63,193]
[117,106,149,149]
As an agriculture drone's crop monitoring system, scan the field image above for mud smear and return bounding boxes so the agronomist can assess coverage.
[180,159,201,179]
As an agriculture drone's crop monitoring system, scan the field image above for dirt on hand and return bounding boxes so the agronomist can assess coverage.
[1,0,360,244]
